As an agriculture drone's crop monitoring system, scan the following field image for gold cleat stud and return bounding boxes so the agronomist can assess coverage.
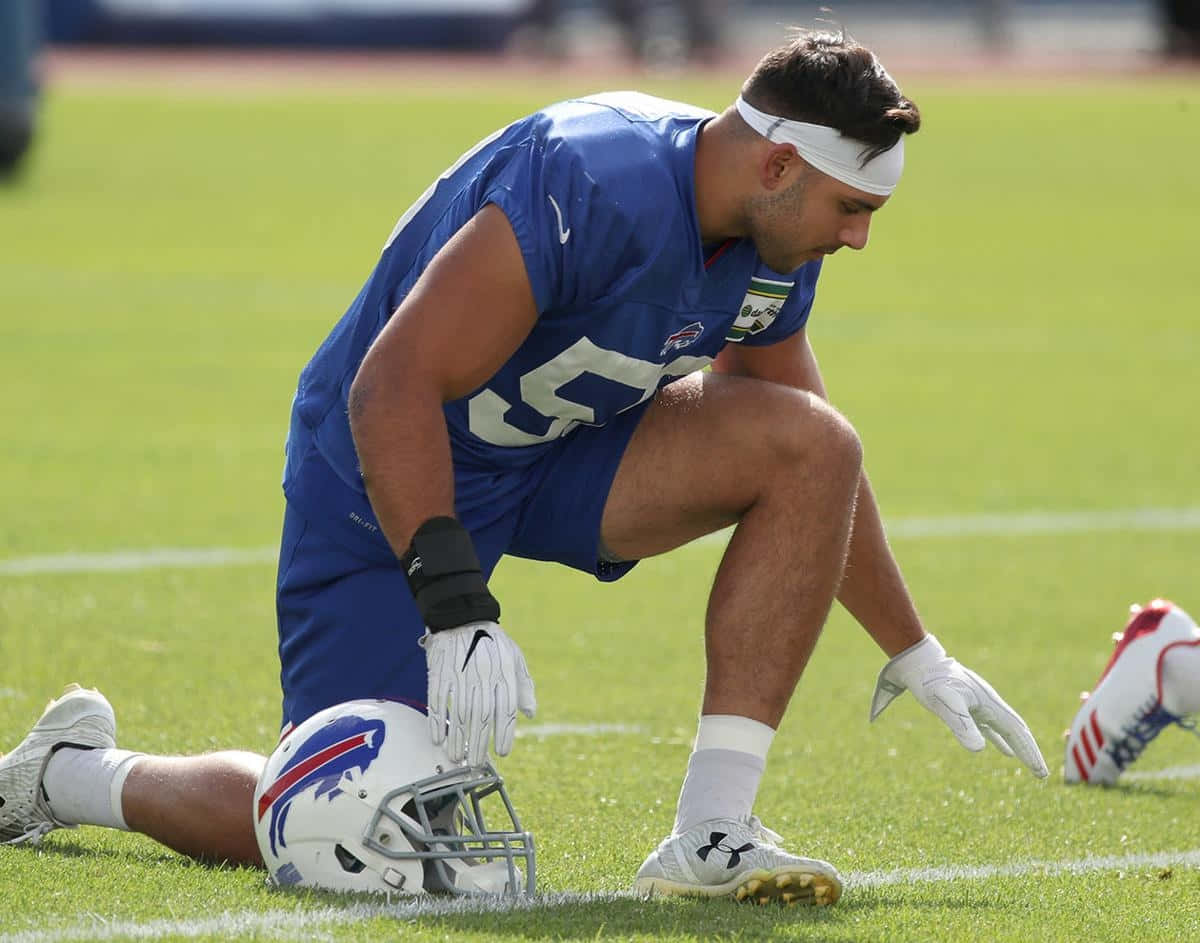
[798,873,813,888]
[782,892,798,904]
[775,874,793,888]
[745,879,761,895]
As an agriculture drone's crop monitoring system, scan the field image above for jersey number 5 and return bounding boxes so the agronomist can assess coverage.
[467,337,711,446]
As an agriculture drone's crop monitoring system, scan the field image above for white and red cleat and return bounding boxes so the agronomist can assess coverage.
[1064,600,1200,785]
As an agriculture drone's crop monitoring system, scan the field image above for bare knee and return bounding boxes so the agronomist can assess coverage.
[766,390,863,488]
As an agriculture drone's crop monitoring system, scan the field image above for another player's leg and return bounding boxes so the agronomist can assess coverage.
[0,684,265,863]
[598,370,860,905]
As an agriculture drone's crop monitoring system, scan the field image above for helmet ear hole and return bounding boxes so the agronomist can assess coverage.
[334,844,366,874]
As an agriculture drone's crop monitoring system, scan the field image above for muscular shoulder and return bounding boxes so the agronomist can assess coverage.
[531,92,712,224]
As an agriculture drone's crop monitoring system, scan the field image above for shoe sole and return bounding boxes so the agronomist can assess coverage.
[634,865,842,906]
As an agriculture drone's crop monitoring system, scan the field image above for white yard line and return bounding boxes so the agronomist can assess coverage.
[516,723,644,738]
[884,507,1200,539]
[0,547,277,575]
[844,847,1200,887]
[3,507,1200,576]
[3,848,1199,942]
[704,506,1200,544]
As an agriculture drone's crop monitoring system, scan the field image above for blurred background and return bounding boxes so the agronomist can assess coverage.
[2,0,1198,176]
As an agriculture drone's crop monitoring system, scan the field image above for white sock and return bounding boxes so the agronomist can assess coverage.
[42,747,143,830]
[672,714,775,835]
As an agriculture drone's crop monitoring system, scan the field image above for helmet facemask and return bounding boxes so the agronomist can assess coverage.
[364,763,535,896]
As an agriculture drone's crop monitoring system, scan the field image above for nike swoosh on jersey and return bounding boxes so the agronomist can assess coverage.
[547,194,571,244]
[462,627,492,671]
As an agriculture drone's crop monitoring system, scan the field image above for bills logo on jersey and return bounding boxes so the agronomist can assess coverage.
[661,321,704,356]
[256,714,387,855]
[726,277,793,342]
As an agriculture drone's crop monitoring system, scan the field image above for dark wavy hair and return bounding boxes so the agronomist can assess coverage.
[741,29,921,165]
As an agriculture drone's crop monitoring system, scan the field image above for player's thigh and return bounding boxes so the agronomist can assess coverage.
[275,504,428,729]
[600,370,858,560]
[274,493,522,729]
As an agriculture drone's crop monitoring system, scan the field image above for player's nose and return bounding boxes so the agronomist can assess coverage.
[840,216,871,251]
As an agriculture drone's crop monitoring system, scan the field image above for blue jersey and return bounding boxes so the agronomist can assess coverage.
[284,92,821,553]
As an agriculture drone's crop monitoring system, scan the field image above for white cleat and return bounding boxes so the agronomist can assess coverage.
[632,816,842,906]
[1065,600,1200,785]
[0,684,116,844]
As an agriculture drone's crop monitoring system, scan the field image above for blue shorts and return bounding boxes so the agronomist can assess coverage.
[275,409,643,728]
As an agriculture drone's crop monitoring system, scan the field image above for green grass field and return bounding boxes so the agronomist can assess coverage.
[1,61,1199,941]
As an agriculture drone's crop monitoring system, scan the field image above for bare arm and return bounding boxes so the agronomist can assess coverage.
[712,331,925,657]
[348,204,539,556]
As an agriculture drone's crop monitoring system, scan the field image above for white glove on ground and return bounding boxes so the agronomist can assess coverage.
[870,634,1048,778]
[422,621,536,766]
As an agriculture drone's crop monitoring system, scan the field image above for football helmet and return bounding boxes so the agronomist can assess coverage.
[253,698,535,896]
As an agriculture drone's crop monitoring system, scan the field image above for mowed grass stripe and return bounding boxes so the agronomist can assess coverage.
[3,848,1199,943]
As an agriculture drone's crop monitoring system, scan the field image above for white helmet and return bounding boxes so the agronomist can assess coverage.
[253,698,535,897]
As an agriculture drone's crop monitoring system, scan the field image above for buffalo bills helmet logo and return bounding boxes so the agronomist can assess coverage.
[256,715,386,855]
[660,321,704,357]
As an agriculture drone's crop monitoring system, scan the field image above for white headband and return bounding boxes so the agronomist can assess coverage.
[734,95,904,196]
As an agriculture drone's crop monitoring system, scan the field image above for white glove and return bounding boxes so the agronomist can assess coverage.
[421,621,536,767]
[870,634,1048,778]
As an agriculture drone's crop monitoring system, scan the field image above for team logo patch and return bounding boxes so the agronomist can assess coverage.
[726,277,793,342]
[256,714,387,855]
[661,321,704,356]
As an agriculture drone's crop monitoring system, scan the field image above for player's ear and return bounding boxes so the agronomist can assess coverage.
[761,143,799,191]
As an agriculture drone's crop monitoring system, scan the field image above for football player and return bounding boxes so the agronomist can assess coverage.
[1,29,1048,905]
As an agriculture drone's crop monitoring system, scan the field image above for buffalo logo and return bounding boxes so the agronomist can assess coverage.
[257,714,386,855]
[661,322,704,357]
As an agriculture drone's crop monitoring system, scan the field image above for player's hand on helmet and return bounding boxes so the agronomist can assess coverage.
[422,621,537,767]
[869,634,1048,778]
[400,517,537,767]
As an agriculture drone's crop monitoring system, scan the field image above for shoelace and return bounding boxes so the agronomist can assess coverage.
[745,816,784,847]
[6,822,55,845]
[1107,701,1195,772]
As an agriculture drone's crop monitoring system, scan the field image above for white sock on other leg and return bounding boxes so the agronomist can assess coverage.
[42,747,143,830]
[672,714,775,835]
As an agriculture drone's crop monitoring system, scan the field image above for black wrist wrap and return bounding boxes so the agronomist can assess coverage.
[401,516,500,631]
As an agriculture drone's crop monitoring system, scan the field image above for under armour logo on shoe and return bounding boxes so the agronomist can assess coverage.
[696,832,755,869]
